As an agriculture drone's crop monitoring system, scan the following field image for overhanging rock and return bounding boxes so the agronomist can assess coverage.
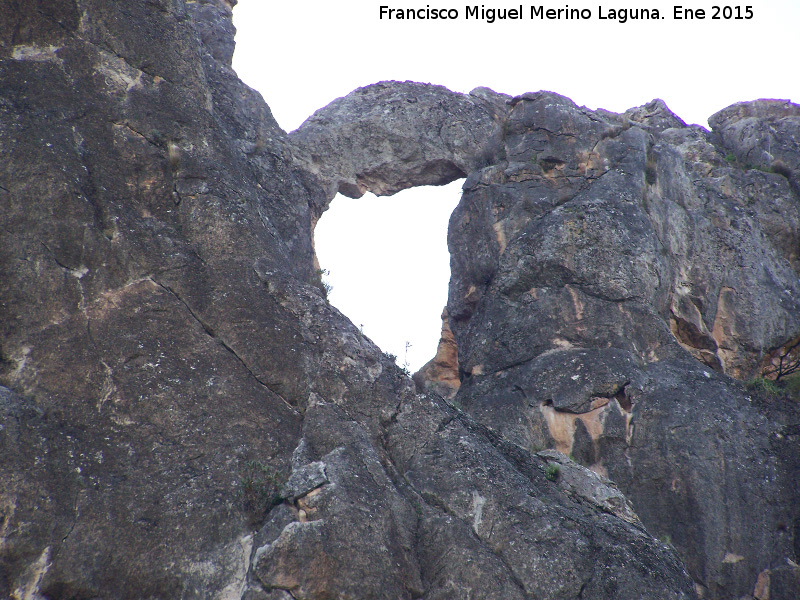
[290,81,507,205]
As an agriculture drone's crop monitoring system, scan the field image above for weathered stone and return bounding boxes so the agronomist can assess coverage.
[438,91,800,598]
[709,99,800,194]
[386,393,696,600]
[536,450,641,526]
[186,0,238,67]
[415,510,528,600]
[1,2,314,596]
[753,564,800,600]
[1,2,796,598]
[279,461,328,501]
[446,93,800,381]
[253,401,424,600]
[412,308,460,400]
[624,97,687,132]
[289,81,506,205]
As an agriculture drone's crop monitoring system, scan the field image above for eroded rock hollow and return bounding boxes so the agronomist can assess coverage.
[1,1,798,599]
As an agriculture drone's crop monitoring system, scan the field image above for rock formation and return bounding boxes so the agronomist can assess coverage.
[438,93,800,599]
[0,2,798,600]
[290,78,800,600]
[290,82,505,208]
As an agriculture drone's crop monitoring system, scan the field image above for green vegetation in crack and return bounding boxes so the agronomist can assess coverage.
[745,376,782,397]
[236,460,286,526]
[744,374,800,401]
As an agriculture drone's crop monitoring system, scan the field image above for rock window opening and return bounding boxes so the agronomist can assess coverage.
[313,180,463,373]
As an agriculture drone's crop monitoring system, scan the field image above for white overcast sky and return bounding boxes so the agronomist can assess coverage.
[232,0,800,371]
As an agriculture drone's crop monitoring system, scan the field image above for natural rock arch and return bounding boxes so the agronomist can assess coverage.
[292,82,800,382]
[290,81,507,207]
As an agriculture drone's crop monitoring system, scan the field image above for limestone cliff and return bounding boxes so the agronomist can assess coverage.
[0,2,798,600]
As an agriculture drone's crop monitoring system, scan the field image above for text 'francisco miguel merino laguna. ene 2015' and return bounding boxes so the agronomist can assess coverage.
[379,5,755,23]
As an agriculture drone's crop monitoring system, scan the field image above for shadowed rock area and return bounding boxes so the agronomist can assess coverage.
[0,2,797,600]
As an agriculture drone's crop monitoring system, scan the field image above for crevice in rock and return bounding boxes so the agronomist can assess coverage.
[477,353,541,380]
[574,284,639,305]
[39,241,82,274]
[377,391,538,597]
[645,145,658,186]
[83,38,171,84]
[149,277,299,414]
[364,436,430,597]
[71,132,117,241]
[60,489,80,544]
[411,486,528,599]
[489,548,530,598]
[614,383,632,412]
[111,120,165,150]
[539,156,566,172]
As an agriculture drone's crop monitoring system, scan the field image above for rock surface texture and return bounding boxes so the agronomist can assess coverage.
[294,85,800,600]
[412,309,461,401]
[0,3,797,600]
[290,82,505,207]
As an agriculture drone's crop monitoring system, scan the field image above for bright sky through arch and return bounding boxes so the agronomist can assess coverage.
[232,0,799,370]
[314,182,463,372]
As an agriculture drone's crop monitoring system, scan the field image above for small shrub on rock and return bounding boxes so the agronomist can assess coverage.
[236,460,284,525]
[544,463,560,482]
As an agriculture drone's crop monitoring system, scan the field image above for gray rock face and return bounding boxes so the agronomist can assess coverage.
[709,99,800,195]
[0,3,701,600]
[185,0,239,67]
[290,81,800,597]
[440,92,800,598]
[1,1,310,597]
[447,92,800,381]
[1,2,797,600]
